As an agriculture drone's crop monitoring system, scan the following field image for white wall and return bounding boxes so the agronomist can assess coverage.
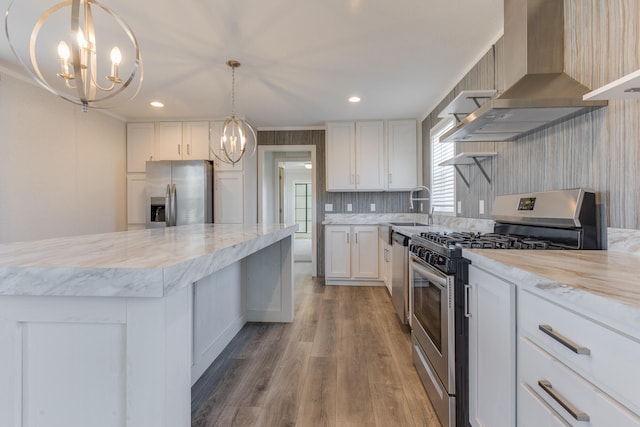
[0,73,127,243]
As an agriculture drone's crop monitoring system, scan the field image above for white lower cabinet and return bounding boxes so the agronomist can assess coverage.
[378,238,392,293]
[468,265,516,427]
[467,259,640,427]
[518,381,571,427]
[517,290,640,426]
[325,225,379,283]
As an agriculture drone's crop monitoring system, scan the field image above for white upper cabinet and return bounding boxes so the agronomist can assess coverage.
[183,121,211,160]
[355,121,385,191]
[155,122,184,161]
[386,120,417,191]
[155,121,211,161]
[326,120,417,192]
[126,123,155,173]
[326,122,356,190]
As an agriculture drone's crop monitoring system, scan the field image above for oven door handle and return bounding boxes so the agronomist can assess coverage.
[410,257,448,289]
[464,284,472,318]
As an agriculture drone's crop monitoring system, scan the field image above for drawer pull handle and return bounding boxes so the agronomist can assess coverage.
[538,324,591,355]
[538,379,590,422]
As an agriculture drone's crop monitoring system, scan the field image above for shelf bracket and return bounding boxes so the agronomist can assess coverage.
[453,165,471,189]
[453,113,468,123]
[472,156,492,184]
[441,153,497,189]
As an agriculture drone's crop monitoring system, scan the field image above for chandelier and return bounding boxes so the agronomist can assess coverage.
[4,0,142,112]
[210,60,257,167]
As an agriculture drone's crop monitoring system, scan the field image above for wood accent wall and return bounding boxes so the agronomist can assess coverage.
[258,130,414,276]
[422,0,640,232]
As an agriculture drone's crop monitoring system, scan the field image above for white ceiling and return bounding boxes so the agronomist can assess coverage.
[0,0,503,127]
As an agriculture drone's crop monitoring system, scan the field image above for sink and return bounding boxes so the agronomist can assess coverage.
[389,222,429,227]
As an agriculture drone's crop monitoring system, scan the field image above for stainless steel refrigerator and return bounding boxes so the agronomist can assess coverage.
[146,160,213,228]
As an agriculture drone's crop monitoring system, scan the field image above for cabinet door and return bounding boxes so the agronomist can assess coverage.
[210,121,244,171]
[468,265,516,427]
[183,121,210,160]
[155,122,183,161]
[214,171,244,224]
[326,122,356,191]
[127,123,154,172]
[351,226,379,279]
[355,121,385,191]
[387,120,417,190]
[324,226,351,278]
[126,173,147,226]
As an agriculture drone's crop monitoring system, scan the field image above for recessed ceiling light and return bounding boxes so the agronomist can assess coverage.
[348,96,361,103]
[149,101,164,108]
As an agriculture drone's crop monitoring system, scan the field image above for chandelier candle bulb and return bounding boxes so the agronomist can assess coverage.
[57,41,72,78]
[109,47,122,82]
[4,0,143,110]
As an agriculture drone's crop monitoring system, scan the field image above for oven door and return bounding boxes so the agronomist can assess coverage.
[410,255,456,393]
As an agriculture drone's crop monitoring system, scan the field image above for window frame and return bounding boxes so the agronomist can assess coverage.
[430,118,456,215]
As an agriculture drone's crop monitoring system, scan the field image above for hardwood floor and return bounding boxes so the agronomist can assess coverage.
[191,263,440,427]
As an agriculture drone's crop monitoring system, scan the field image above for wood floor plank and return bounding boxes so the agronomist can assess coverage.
[254,341,311,427]
[211,406,261,427]
[296,356,338,427]
[192,263,440,427]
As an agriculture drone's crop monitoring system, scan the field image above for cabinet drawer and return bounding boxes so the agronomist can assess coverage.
[519,336,640,426]
[519,290,640,414]
[518,382,570,427]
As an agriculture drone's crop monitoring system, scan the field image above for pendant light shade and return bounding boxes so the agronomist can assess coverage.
[4,0,142,112]
[210,60,257,167]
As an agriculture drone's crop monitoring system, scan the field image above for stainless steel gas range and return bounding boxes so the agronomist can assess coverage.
[408,188,601,427]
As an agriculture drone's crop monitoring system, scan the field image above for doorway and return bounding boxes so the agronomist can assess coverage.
[258,145,317,275]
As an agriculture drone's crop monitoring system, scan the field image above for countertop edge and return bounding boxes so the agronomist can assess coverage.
[463,250,640,341]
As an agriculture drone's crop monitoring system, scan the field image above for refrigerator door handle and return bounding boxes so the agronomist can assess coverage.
[171,184,177,226]
[165,184,171,227]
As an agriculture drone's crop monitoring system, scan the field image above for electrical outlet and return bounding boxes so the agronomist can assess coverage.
[457,201,462,214]
[479,200,485,215]
[370,203,376,212]
[347,203,353,212]
[325,204,333,212]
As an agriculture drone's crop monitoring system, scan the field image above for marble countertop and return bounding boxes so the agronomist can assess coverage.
[0,224,297,298]
[463,249,640,338]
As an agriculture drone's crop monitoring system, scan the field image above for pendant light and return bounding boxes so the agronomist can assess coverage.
[4,0,142,112]
[210,60,257,167]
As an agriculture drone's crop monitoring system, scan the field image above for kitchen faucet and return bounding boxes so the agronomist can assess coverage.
[409,186,433,224]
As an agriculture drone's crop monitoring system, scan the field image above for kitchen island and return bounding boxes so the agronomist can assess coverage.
[0,223,296,427]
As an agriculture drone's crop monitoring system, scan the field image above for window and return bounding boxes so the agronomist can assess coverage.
[294,183,312,233]
[430,118,456,214]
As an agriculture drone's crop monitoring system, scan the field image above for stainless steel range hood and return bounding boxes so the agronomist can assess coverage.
[440,0,607,143]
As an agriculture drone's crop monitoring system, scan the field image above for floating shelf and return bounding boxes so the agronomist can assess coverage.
[438,152,498,188]
[583,70,640,100]
[438,90,497,122]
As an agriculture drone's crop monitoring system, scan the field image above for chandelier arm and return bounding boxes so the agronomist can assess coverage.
[87,0,143,103]
[5,0,143,110]
[18,1,73,96]
[70,0,89,104]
